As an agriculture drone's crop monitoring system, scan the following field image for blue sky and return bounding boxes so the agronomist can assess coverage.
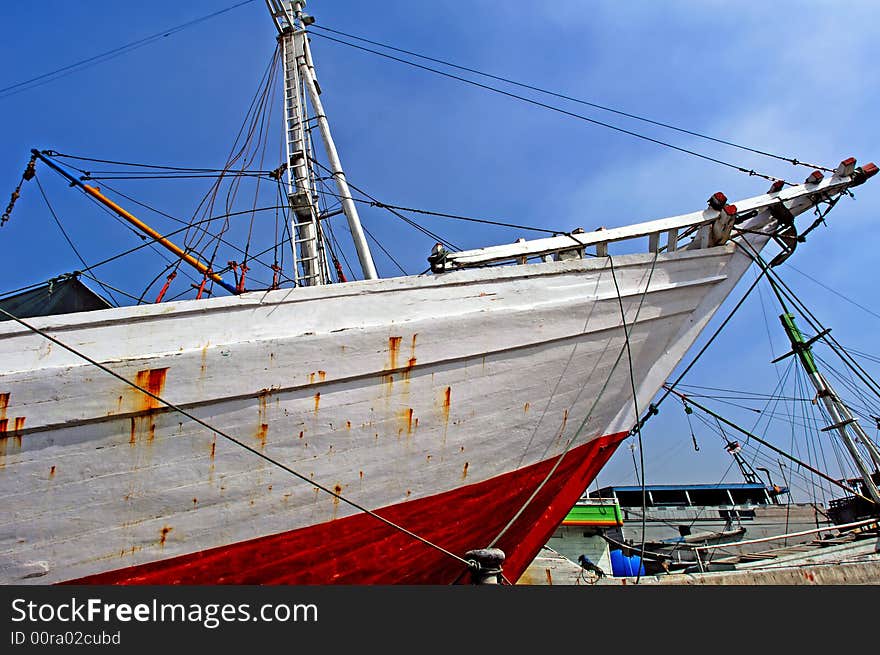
[1,1,879,502]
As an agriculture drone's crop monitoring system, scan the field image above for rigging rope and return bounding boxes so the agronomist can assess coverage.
[636,264,769,428]
[7,203,291,295]
[363,200,561,235]
[57,152,564,238]
[478,251,660,582]
[310,23,834,174]
[34,174,119,307]
[667,388,877,505]
[80,179,286,285]
[308,31,791,186]
[787,263,880,322]
[738,241,880,403]
[308,157,461,251]
[607,254,651,583]
[0,0,259,100]
[48,152,273,174]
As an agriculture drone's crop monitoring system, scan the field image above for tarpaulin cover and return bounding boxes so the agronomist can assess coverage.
[0,276,112,321]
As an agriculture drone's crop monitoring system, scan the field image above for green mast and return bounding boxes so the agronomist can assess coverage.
[777,310,880,506]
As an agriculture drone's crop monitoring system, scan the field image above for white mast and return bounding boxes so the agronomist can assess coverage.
[266,0,378,284]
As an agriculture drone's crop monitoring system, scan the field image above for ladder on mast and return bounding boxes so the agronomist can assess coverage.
[282,35,323,285]
[266,0,378,285]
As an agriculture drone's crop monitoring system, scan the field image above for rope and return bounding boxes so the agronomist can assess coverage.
[480,251,660,567]
[84,179,287,282]
[0,304,472,570]
[364,200,561,235]
[607,253,652,582]
[639,265,769,424]
[308,157,461,251]
[666,388,878,505]
[48,151,271,173]
[787,263,880,322]
[359,222,409,276]
[310,23,834,174]
[738,240,880,403]
[0,1,259,100]
[34,174,120,307]
[309,31,790,186]
[20,150,296,289]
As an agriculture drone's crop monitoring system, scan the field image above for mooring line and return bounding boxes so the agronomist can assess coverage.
[475,252,660,583]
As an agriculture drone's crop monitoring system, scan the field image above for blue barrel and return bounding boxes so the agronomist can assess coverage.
[629,554,645,576]
[610,549,645,577]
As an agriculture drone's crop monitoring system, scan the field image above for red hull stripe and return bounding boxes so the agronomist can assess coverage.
[64,432,627,585]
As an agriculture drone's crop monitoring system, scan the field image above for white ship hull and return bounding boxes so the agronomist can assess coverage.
[0,243,757,584]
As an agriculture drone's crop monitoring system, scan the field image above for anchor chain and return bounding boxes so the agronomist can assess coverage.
[1,153,38,227]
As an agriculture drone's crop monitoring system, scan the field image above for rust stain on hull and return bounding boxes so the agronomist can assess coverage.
[118,545,141,559]
[387,336,403,371]
[159,525,173,547]
[129,368,169,445]
[208,436,216,480]
[49,465,56,479]
[407,334,418,369]
[257,390,271,448]
[437,385,452,446]
[12,417,24,446]
[332,483,343,520]
[554,409,569,444]
[135,368,169,408]
[462,462,469,479]
[0,414,25,466]
[397,408,415,436]
[442,386,452,424]
[313,392,321,414]
[387,335,418,387]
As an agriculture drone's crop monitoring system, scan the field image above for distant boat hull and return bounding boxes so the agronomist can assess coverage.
[0,243,758,584]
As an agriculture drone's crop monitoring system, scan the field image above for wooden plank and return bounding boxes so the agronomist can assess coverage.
[666,228,678,253]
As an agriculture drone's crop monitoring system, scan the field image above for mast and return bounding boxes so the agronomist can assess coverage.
[266,0,378,284]
[775,309,880,505]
